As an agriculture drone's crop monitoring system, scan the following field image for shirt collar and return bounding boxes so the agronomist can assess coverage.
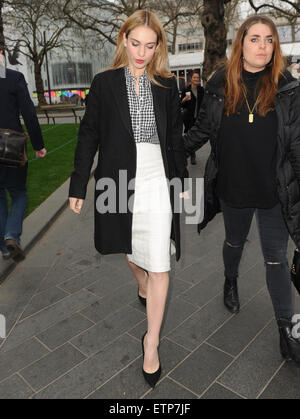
[125,66,149,84]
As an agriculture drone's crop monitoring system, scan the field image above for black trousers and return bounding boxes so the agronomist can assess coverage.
[220,199,293,323]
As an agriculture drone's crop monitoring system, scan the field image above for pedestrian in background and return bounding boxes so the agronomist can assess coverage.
[0,50,46,262]
[69,10,188,388]
[184,16,300,365]
[181,71,204,165]
[84,93,89,107]
[289,62,300,81]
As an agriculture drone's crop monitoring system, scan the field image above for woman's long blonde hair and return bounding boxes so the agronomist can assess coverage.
[224,15,286,117]
[110,10,174,85]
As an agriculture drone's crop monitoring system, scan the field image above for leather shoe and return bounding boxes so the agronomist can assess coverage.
[279,319,300,365]
[138,270,148,307]
[138,292,146,307]
[4,239,25,262]
[142,332,161,388]
[224,277,240,313]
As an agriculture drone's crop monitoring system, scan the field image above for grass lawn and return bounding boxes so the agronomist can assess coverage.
[25,123,80,217]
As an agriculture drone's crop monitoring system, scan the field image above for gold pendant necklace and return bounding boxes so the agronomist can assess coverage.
[243,90,260,124]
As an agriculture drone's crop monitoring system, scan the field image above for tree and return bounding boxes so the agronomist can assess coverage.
[201,0,232,82]
[0,0,5,51]
[224,0,243,31]
[63,0,202,50]
[248,0,300,52]
[3,0,71,105]
[248,0,300,20]
[63,0,148,46]
[149,0,202,55]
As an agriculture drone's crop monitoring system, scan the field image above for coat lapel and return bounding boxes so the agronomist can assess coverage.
[151,81,167,147]
[109,68,167,145]
[109,68,134,139]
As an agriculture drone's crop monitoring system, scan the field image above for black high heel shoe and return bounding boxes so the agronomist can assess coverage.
[142,332,161,388]
[138,270,148,307]
[138,293,146,307]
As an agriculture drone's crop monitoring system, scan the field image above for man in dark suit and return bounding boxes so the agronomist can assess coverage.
[181,71,204,165]
[0,51,46,262]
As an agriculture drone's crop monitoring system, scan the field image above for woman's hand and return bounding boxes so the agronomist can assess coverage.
[69,197,84,214]
[180,191,190,200]
[182,95,191,103]
[35,148,47,158]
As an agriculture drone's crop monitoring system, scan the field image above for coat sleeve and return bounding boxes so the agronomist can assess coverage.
[289,87,300,188]
[180,87,187,108]
[170,78,189,189]
[183,91,211,155]
[16,73,44,151]
[69,74,101,199]
[198,86,205,108]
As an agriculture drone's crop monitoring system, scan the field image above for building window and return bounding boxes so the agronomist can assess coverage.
[168,45,172,53]
[178,42,203,52]
[277,26,293,43]
[295,25,300,42]
[51,62,93,86]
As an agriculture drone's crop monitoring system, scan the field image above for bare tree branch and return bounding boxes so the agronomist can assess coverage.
[0,0,5,51]
[3,0,72,104]
[62,0,203,49]
[249,0,300,18]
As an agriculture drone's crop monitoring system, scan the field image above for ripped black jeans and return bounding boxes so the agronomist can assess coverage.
[220,200,293,323]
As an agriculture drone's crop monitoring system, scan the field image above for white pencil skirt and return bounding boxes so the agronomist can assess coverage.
[127,142,173,273]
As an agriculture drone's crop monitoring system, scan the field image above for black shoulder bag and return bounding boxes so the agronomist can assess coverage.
[0,128,28,168]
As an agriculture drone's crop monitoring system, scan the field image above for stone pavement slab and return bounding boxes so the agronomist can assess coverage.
[217,320,284,399]
[0,145,299,399]
[200,383,244,399]
[259,363,300,399]
[169,342,234,397]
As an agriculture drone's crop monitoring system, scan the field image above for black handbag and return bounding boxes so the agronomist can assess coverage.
[291,249,300,295]
[0,128,28,168]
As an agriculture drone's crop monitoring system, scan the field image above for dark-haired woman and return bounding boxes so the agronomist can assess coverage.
[181,70,204,165]
[184,15,300,364]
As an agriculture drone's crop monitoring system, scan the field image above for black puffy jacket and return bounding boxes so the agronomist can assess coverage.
[184,69,300,248]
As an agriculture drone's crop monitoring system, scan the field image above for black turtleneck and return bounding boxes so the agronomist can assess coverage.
[216,68,279,209]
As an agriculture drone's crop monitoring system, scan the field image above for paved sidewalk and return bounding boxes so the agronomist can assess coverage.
[0,144,299,399]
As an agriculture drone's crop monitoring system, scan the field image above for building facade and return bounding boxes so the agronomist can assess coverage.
[6,27,113,105]
[5,9,300,102]
[168,11,300,90]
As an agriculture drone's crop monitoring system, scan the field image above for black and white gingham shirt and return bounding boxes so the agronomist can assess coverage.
[124,66,160,144]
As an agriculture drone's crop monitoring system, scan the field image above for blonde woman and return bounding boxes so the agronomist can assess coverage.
[69,10,188,387]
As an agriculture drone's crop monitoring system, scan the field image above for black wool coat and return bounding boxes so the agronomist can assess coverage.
[184,69,300,249]
[180,84,205,125]
[0,69,44,188]
[69,68,188,260]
